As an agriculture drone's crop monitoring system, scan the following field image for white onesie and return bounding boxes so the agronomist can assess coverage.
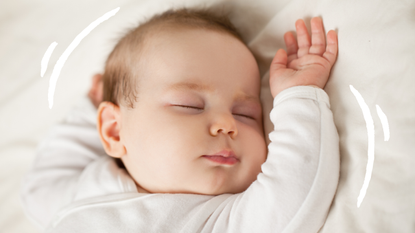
[21,86,340,233]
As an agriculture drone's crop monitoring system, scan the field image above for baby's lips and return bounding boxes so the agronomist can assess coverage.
[207,149,239,160]
[202,155,239,165]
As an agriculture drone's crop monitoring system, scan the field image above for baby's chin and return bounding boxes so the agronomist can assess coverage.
[130,165,257,195]
[204,184,249,195]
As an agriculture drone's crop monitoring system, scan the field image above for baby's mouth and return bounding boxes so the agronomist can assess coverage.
[202,149,239,165]
[202,155,239,165]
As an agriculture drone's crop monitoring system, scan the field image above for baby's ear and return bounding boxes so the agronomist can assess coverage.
[97,102,126,158]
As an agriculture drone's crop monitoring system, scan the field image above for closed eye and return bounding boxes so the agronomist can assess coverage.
[234,114,255,120]
[175,105,202,110]
[176,105,255,120]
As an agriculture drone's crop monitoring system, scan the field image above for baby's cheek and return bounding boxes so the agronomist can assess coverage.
[247,130,267,164]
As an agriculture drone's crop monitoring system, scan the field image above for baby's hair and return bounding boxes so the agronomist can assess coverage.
[103,7,245,108]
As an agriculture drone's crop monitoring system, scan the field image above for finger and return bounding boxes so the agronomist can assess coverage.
[284,32,298,64]
[309,17,326,55]
[270,49,287,74]
[89,74,103,105]
[295,19,311,58]
[322,30,338,67]
[93,73,103,83]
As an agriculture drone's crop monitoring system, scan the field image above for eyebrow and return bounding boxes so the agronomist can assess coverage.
[167,82,215,93]
[166,81,261,104]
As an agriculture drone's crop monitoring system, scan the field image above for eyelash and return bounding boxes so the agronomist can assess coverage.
[176,105,255,120]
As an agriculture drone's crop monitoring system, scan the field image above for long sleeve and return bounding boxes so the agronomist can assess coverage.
[222,86,340,232]
[20,97,107,229]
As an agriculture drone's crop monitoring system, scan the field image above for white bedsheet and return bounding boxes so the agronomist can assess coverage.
[1,0,414,232]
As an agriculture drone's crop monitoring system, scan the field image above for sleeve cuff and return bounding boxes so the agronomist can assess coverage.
[273,86,330,108]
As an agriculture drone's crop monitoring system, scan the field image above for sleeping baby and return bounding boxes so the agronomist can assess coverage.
[21,7,340,233]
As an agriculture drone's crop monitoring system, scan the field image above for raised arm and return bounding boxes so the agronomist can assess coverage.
[227,17,340,232]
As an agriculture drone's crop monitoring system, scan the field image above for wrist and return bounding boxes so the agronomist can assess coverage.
[271,85,323,98]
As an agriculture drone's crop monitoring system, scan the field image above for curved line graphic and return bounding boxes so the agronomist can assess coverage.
[47,7,120,109]
[349,85,375,208]
[376,105,390,141]
[41,42,58,77]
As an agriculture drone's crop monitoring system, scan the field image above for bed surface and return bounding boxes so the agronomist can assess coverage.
[1,0,414,232]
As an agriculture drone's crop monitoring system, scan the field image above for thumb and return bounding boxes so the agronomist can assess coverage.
[270,49,287,75]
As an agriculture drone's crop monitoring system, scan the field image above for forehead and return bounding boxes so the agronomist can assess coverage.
[165,81,261,104]
[137,27,261,96]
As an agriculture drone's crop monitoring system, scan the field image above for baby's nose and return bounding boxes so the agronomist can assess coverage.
[209,114,238,138]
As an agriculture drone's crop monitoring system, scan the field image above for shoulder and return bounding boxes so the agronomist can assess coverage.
[73,156,138,202]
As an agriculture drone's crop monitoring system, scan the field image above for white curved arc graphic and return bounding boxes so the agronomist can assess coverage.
[41,42,58,77]
[376,105,390,141]
[47,7,120,109]
[349,85,375,208]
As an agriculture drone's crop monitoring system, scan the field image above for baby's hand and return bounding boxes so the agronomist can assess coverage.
[269,17,338,98]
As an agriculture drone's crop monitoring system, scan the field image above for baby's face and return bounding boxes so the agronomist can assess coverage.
[119,28,267,195]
